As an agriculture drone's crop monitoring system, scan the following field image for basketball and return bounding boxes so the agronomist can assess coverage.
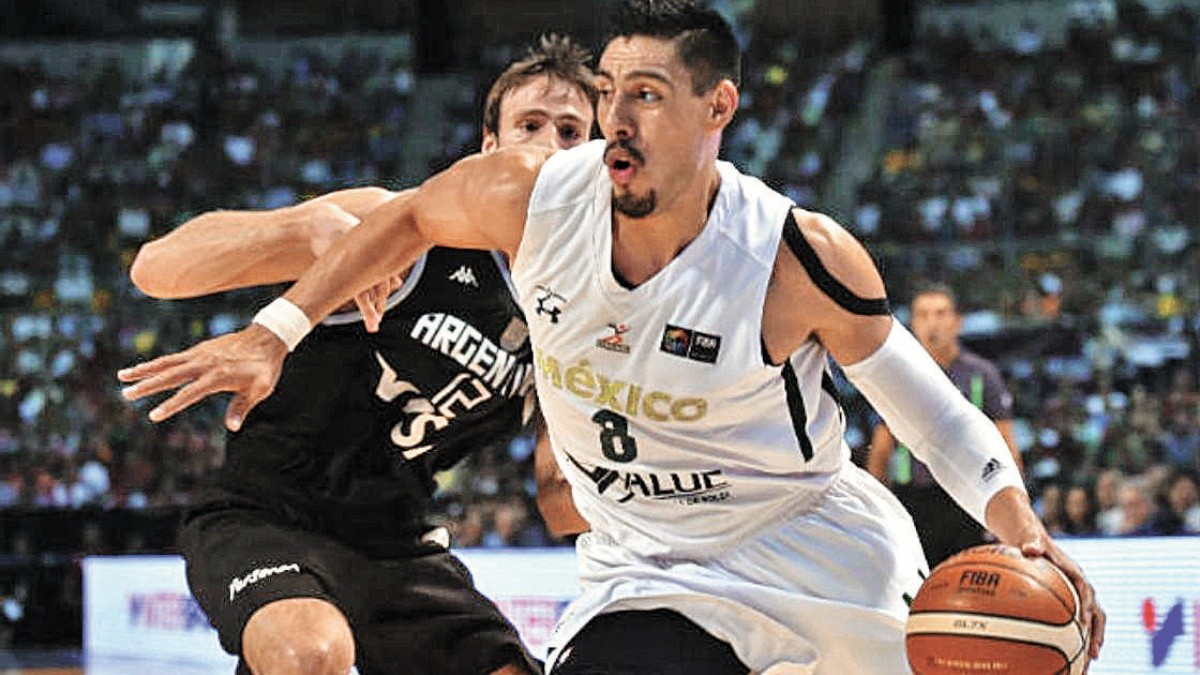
[905,544,1088,675]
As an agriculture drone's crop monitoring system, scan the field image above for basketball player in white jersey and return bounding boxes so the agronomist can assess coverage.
[120,2,1105,672]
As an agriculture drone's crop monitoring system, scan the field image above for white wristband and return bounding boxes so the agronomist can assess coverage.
[252,298,312,352]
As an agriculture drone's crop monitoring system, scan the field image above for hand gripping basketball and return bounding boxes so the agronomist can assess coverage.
[905,544,1101,675]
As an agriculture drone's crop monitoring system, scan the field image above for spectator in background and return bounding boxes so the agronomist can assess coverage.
[1038,483,1067,535]
[1094,468,1125,536]
[482,500,546,549]
[1163,471,1200,533]
[1021,273,1065,323]
[1116,480,1179,536]
[1063,484,1099,536]
[868,283,1024,566]
[1161,406,1200,471]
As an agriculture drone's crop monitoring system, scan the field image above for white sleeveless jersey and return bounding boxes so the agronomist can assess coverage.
[513,140,850,556]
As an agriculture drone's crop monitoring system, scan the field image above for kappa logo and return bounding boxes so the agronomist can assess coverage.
[534,285,566,324]
[659,324,721,364]
[596,323,631,354]
[228,563,301,601]
[448,265,478,287]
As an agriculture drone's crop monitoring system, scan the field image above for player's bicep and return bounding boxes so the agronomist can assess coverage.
[785,210,892,366]
[412,146,550,258]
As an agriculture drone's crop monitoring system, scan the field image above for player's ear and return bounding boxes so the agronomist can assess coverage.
[481,130,499,154]
[707,80,738,130]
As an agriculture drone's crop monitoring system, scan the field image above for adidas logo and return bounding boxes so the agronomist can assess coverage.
[980,458,1002,482]
[449,265,478,287]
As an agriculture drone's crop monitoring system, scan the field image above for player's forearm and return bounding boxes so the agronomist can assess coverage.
[282,191,431,323]
[131,207,322,298]
[842,321,1024,527]
[984,486,1047,546]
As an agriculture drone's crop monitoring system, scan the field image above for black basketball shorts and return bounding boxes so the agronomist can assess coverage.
[550,609,749,675]
[179,507,536,675]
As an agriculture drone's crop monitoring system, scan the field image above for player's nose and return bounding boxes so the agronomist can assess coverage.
[602,94,635,141]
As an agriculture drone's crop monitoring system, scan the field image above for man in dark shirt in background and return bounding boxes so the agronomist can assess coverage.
[868,284,1024,567]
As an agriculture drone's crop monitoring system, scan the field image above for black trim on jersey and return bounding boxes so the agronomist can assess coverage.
[822,369,847,424]
[781,360,814,462]
[820,371,841,407]
[781,217,890,316]
[760,337,773,367]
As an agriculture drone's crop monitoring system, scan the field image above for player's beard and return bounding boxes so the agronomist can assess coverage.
[613,189,657,218]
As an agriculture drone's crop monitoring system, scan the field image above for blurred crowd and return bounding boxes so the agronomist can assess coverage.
[0,0,1197,560]
[845,0,1199,536]
[0,42,424,541]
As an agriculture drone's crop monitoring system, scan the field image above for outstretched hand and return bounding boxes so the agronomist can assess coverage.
[118,324,289,431]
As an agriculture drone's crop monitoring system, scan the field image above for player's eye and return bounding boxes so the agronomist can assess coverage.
[522,120,542,133]
[560,126,581,141]
[637,89,661,103]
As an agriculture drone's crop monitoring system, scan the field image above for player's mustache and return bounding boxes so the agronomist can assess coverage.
[604,140,645,165]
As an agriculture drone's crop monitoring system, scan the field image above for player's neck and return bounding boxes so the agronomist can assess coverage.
[610,166,721,287]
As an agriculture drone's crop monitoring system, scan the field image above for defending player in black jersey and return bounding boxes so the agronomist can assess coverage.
[126,36,595,675]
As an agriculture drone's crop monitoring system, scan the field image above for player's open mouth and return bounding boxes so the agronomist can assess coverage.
[605,154,640,186]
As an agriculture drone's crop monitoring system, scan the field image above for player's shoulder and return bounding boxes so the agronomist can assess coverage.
[788,208,861,257]
[777,208,888,310]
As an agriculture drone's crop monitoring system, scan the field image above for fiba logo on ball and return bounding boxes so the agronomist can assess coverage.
[905,545,1088,674]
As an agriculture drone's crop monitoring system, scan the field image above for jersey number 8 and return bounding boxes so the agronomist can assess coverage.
[592,410,638,463]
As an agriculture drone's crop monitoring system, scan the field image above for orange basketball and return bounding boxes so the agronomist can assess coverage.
[905,544,1088,675]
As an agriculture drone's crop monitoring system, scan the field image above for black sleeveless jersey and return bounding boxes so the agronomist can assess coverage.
[191,248,534,557]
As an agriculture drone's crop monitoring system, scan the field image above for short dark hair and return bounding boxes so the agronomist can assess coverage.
[608,0,740,94]
[482,34,598,138]
[912,282,959,312]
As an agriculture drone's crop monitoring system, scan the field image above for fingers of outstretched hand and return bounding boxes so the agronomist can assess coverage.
[147,374,225,422]
[356,286,384,333]
[117,352,192,383]
[120,364,206,402]
[373,281,390,316]
[225,391,267,432]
